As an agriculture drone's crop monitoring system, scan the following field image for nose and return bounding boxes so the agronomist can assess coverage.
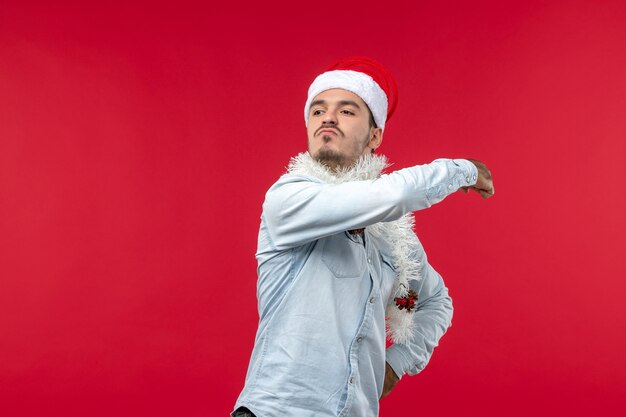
[322,109,338,125]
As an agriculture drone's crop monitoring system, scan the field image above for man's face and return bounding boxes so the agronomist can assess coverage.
[307,89,382,170]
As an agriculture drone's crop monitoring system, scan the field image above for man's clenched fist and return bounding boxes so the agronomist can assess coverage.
[460,159,494,198]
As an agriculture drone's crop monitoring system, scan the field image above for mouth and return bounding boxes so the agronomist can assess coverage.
[318,128,339,136]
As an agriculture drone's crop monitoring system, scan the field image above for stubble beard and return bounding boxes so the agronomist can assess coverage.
[314,148,350,171]
[312,134,369,172]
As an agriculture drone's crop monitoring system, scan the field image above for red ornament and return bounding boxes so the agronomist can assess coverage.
[394,289,418,312]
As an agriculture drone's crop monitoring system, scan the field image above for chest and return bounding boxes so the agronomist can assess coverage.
[315,231,397,301]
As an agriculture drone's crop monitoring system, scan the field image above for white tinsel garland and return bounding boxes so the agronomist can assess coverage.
[286,152,422,345]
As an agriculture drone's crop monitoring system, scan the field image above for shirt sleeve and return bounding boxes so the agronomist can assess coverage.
[385,258,454,378]
[262,158,477,250]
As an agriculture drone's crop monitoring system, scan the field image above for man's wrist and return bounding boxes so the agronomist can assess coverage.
[453,158,479,186]
[385,345,409,379]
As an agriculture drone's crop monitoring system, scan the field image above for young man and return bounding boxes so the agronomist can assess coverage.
[232,56,494,417]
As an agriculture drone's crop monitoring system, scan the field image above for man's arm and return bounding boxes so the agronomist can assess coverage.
[381,362,400,399]
[263,159,479,250]
[382,160,493,396]
[460,159,494,198]
[384,259,453,389]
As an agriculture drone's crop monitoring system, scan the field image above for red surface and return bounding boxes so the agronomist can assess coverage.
[1,1,625,416]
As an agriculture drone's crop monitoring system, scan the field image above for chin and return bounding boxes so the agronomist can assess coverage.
[313,148,353,170]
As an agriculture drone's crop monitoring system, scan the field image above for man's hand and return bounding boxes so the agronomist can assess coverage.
[460,159,494,198]
[380,362,400,399]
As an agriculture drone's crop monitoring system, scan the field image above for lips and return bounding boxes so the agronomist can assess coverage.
[319,129,338,136]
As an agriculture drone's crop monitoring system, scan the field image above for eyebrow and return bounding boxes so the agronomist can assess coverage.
[310,99,362,110]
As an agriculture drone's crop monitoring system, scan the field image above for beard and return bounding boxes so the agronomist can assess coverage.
[311,133,370,171]
[313,147,353,171]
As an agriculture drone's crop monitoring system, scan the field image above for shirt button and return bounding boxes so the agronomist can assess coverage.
[473,174,477,181]
[349,377,354,384]
[448,184,453,189]
[357,336,363,343]
[369,297,375,304]
[367,257,372,264]
[466,176,470,183]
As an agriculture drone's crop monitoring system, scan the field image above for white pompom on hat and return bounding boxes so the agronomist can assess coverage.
[304,56,398,131]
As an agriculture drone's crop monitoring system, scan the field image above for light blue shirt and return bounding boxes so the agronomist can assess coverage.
[234,158,478,417]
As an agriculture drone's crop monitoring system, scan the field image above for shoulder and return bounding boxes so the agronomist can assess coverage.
[271,173,324,188]
[265,173,325,198]
[262,173,325,215]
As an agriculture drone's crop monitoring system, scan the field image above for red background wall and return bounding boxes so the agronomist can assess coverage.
[1,1,625,416]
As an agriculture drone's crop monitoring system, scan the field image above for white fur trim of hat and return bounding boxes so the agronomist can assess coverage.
[304,70,389,131]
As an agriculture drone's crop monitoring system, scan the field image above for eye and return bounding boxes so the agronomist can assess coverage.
[341,109,355,115]
[312,109,323,116]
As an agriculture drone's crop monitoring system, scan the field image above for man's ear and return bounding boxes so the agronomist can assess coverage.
[368,127,383,152]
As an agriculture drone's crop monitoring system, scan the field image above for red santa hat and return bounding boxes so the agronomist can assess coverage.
[304,56,398,131]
